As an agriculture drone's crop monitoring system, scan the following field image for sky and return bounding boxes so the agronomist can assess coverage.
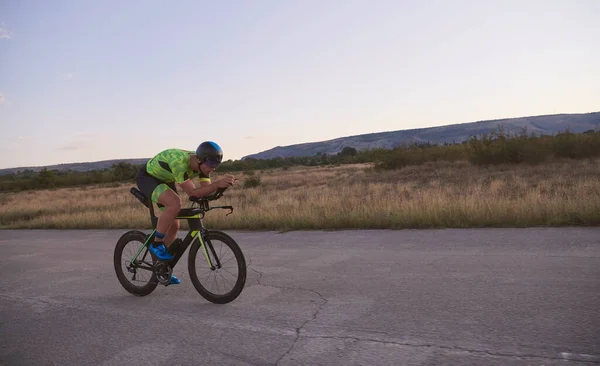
[0,0,599,169]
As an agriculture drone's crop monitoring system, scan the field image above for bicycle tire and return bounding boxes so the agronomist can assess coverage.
[114,230,159,296]
[188,230,247,304]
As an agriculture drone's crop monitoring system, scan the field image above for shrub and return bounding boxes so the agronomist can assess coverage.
[243,176,261,188]
[468,128,551,165]
[552,129,600,159]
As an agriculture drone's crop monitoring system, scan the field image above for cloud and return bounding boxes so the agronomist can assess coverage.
[57,145,79,151]
[0,25,12,39]
[56,134,97,151]
[0,94,4,104]
[8,135,31,143]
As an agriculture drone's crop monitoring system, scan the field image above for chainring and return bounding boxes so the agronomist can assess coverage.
[154,261,173,286]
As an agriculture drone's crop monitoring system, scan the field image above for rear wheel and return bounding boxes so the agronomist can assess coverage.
[114,230,158,296]
[188,231,247,304]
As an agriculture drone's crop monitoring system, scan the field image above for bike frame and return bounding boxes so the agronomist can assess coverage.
[129,187,231,272]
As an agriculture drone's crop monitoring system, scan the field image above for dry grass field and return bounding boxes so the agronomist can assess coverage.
[1,159,599,230]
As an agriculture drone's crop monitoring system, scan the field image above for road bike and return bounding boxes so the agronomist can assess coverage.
[113,185,246,304]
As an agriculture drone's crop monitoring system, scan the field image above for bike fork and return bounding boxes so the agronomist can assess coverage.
[197,232,221,270]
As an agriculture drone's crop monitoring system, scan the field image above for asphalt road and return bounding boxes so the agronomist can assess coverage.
[1,228,599,366]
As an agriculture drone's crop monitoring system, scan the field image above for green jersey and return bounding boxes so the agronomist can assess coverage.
[145,148,210,184]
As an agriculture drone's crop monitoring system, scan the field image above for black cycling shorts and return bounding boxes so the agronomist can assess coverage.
[136,167,176,206]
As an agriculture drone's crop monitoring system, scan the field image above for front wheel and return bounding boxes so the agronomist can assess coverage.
[188,231,247,304]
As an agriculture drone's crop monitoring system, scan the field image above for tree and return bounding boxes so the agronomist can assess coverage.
[111,162,137,181]
[339,146,358,157]
[36,169,57,188]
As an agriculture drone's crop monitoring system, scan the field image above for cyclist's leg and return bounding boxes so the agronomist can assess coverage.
[155,188,181,245]
[141,183,179,261]
[164,218,182,284]
[165,219,181,248]
[156,188,182,284]
[136,168,178,261]
[154,181,180,245]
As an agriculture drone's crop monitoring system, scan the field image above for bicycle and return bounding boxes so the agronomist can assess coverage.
[113,185,247,304]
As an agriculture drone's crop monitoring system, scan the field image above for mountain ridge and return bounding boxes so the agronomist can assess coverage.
[242,112,600,160]
[2,112,598,175]
[0,158,150,176]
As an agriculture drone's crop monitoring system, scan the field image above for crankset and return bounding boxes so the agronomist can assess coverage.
[154,261,173,286]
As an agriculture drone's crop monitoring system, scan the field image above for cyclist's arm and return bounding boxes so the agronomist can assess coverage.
[179,180,220,198]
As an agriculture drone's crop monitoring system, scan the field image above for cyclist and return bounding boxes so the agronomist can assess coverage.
[135,141,237,284]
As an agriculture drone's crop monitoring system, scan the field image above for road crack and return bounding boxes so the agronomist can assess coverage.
[248,267,329,366]
[300,335,600,364]
[244,267,598,365]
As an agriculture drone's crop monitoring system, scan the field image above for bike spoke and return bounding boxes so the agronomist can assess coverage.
[121,240,154,287]
[213,273,220,294]
[218,256,235,267]
[216,271,234,287]
[219,243,224,261]
[219,267,238,279]
[202,269,213,286]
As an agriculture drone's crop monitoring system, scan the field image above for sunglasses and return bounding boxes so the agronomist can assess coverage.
[203,158,220,168]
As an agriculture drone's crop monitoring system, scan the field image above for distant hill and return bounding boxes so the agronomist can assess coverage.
[0,158,149,176]
[2,112,598,175]
[242,112,600,160]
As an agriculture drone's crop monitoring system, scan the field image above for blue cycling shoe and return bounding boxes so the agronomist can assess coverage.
[170,275,181,285]
[149,243,174,261]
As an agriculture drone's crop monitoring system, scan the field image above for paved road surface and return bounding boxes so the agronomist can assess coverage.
[1,228,599,365]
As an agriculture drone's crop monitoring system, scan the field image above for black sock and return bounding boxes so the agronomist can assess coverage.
[153,231,165,247]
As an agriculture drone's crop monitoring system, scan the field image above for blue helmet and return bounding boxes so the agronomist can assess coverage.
[196,141,223,168]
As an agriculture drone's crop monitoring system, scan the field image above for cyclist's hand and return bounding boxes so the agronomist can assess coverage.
[216,176,237,189]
